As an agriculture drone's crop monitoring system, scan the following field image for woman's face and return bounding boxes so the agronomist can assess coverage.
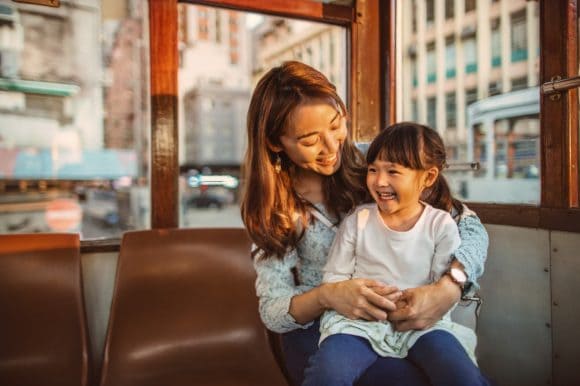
[277,101,347,176]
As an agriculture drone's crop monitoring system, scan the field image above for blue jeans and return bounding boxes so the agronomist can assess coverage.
[282,321,429,386]
[284,322,490,386]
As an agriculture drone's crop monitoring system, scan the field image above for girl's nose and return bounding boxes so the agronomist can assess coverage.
[376,172,390,186]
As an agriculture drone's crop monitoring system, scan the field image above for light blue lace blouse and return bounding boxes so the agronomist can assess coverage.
[253,203,488,334]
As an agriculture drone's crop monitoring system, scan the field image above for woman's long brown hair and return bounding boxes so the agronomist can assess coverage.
[365,122,464,215]
[241,61,368,259]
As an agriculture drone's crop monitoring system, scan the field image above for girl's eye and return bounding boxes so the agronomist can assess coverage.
[368,167,377,173]
[388,170,399,175]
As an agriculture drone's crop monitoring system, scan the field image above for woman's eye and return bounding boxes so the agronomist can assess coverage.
[300,137,319,147]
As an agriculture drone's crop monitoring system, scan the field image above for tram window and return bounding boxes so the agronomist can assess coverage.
[0,0,151,238]
[177,4,347,228]
[398,0,540,205]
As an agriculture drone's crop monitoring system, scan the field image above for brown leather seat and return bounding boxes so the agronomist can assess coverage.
[0,233,90,386]
[99,228,288,386]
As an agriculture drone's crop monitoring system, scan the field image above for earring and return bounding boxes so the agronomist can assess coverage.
[274,154,282,173]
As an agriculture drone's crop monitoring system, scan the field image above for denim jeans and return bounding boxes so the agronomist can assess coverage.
[283,321,490,386]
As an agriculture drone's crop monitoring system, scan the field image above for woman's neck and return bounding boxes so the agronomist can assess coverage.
[293,169,325,204]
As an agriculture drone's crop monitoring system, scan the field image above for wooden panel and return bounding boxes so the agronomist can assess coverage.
[540,1,578,208]
[149,0,179,229]
[380,0,396,126]
[180,0,354,25]
[350,0,381,141]
[468,203,580,234]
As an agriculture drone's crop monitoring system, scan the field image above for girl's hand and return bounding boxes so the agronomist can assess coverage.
[320,279,402,321]
[387,276,460,331]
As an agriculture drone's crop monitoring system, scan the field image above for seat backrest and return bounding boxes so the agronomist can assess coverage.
[0,233,90,386]
[100,228,288,386]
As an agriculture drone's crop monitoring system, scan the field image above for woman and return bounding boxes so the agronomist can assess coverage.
[240,61,488,385]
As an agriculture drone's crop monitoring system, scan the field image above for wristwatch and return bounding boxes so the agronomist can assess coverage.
[445,267,467,290]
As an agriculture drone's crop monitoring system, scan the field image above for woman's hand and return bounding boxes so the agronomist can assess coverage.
[320,279,401,321]
[388,275,461,331]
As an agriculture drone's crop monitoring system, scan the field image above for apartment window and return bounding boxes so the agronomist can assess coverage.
[426,0,435,27]
[465,0,476,13]
[491,21,501,67]
[411,99,418,121]
[427,42,436,83]
[512,76,528,91]
[445,36,456,79]
[463,37,477,73]
[511,11,528,62]
[411,57,418,87]
[446,92,457,128]
[427,97,437,129]
[445,0,454,20]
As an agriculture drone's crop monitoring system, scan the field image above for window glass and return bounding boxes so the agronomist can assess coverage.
[398,0,540,204]
[0,0,150,237]
[445,0,454,20]
[445,36,456,79]
[177,4,347,228]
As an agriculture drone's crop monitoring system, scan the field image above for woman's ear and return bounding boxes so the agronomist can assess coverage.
[267,140,283,153]
[423,166,440,188]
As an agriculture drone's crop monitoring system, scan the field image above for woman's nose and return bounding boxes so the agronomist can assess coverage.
[321,131,340,153]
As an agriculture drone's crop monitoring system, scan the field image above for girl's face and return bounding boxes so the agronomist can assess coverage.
[366,159,437,217]
[276,101,347,176]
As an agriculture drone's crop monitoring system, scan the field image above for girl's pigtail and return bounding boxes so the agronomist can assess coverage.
[423,174,464,216]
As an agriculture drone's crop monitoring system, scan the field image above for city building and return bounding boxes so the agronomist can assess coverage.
[102,0,150,177]
[398,0,540,203]
[399,0,539,163]
[251,17,347,100]
[177,4,250,167]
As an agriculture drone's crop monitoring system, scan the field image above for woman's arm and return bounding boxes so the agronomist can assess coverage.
[388,210,488,331]
[453,208,489,293]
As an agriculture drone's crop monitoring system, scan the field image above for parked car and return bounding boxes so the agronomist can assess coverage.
[186,193,225,209]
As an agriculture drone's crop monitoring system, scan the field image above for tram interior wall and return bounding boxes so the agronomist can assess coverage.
[80,225,580,386]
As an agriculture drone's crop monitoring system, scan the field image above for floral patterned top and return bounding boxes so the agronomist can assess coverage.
[253,203,488,334]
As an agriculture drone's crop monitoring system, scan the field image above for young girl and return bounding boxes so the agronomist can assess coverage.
[302,122,490,386]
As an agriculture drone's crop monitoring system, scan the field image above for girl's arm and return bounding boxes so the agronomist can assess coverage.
[389,209,488,331]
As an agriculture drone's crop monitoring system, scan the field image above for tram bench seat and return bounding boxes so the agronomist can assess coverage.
[99,227,289,386]
[0,233,91,386]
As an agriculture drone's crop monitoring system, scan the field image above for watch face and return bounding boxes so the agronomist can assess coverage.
[450,267,467,283]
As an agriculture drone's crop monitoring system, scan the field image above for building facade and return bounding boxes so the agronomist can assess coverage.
[399,0,539,163]
[251,17,347,101]
[177,4,250,167]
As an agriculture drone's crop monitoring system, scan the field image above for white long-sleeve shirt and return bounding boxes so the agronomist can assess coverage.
[323,203,460,289]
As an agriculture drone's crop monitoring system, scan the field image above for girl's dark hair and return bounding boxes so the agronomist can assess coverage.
[366,122,464,215]
[241,61,368,260]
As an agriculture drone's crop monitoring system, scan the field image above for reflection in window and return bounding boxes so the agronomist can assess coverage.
[177,4,347,228]
[398,0,540,204]
[0,0,151,238]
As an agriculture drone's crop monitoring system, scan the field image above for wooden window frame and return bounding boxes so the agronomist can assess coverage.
[143,0,580,244]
